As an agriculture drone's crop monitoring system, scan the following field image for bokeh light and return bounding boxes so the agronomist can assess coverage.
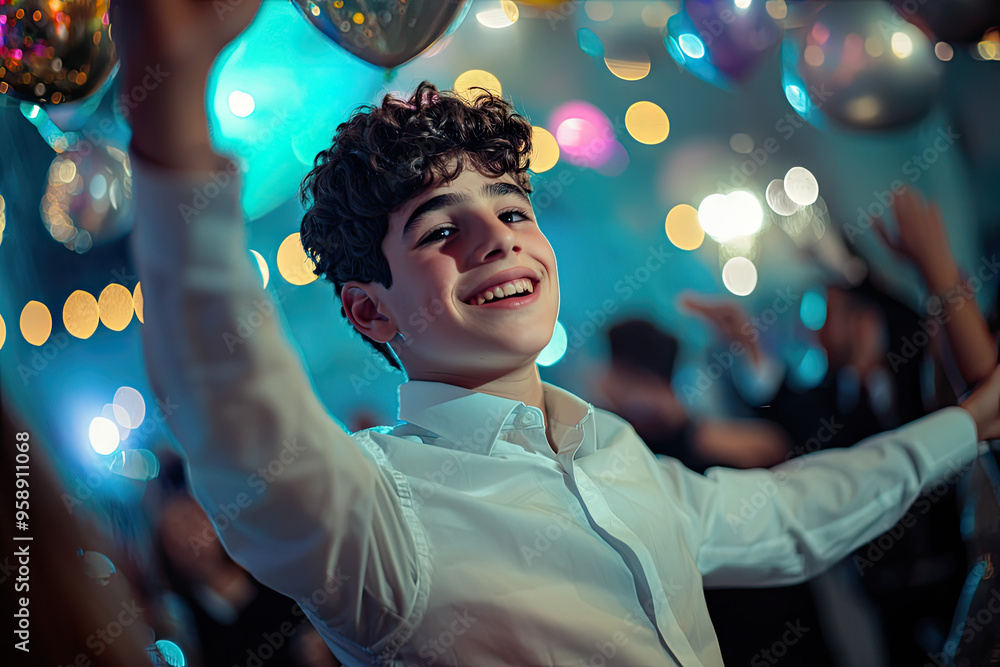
[113,386,146,430]
[665,204,705,251]
[133,283,144,324]
[800,289,827,330]
[0,314,5,350]
[89,417,120,455]
[625,101,670,145]
[722,257,758,296]
[98,283,135,331]
[604,54,651,81]
[454,70,502,103]
[536,321,568,366]
[766,179,801,216]
[228,90,256,117]
[20,301,52,346]
[529,127,560,173]
[698,191,763,242]
[729,133,754,154]
[250,249,270,289]
[278,233,319,286]
[476,2,518,29]
[63,290,100,339]
[783,167,819,205]
[550,101,617,169]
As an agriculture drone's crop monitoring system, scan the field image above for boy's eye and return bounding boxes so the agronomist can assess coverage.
[499,208,530,223]
[419,226,456,245]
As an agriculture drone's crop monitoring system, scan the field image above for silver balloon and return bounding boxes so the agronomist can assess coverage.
[39,141,133,252]
[293,0,471,68]
[795,2,942,130]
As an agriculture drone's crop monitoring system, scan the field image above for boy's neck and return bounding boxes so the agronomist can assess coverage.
[407,363,557,452]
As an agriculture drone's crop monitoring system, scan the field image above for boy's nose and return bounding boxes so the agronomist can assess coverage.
[470,210,519,261]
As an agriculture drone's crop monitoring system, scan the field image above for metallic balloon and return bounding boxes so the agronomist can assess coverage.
[293,0,470,68]
[0,0,118,105]
[40,142,134,252]
[665,0,782,88]
[790,2,942,130]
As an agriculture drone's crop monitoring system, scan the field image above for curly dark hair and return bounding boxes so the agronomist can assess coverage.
[298,81,536,371]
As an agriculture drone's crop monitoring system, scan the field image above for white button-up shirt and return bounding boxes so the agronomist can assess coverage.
[131,156,981,667]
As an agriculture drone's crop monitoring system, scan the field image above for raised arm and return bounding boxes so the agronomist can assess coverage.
[116,1,425,659]
[874,187,997,386]
[663,367,1000,587]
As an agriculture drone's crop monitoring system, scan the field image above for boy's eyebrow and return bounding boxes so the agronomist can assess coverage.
[402,182,532,241]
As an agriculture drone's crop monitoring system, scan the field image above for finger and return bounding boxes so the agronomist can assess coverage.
[872,217,901,252]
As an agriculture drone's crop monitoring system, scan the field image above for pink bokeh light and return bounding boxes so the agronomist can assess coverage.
[549,100,616,169]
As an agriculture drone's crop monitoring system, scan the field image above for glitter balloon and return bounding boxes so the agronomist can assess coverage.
[0,0,118,105]
[293,0,471,68]
[40,142,133,252]
[789,2,942,131]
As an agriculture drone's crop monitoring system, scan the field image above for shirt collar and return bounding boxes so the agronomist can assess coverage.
[397,380,596,456]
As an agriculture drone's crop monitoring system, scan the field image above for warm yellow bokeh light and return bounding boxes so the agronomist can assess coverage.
[604,56,651,81]
[891,32,913,58]
[502,0,519,22]
[804,44,825,66]
[625,101,670,145]
[133,283,144,324]
[529,127,560,173]
[665,204,704,251]
[20,301,52,346]
[0,313,5,350]
[454,70,502,104]
[277,233,319,286]
[250,249,270,289]
[63,290,100,339]
[99,283,135,331]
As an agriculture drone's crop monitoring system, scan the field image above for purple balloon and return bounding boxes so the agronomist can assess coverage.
[682,0,782,82]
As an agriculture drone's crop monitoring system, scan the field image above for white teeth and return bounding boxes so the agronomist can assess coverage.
[468,278,536,304]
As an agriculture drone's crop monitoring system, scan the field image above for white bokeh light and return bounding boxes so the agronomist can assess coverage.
[722,257,758,296]
[89,417,121,455]
[536,321,568,366]
[228,90,256,118]
[784,167,819,206]
[697,191,763,242]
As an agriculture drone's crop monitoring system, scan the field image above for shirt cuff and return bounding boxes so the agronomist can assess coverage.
[892,406,979,480]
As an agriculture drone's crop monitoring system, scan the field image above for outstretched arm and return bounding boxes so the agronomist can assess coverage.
[874,187,997,386]
[661,367,1000,587]
[117,1,426,659]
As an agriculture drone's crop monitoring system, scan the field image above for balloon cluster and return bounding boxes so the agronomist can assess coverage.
[0,0,118,105]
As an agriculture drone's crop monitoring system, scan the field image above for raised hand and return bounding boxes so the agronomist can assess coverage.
[110,0,262,170]
[873,186,959,292]
[680,293,760,365]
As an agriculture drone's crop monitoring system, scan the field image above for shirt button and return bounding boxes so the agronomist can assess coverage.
[520,411,537,426]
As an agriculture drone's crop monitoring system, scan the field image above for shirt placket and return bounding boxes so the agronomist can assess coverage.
[557,426,704,667]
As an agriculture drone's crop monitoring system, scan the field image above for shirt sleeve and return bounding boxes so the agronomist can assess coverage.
[130,153,428,662]
[656,407,979,588]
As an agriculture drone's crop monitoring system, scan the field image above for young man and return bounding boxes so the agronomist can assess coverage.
[119,1,1000,664]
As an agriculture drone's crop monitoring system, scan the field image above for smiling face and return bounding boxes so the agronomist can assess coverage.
[341,163,560,382]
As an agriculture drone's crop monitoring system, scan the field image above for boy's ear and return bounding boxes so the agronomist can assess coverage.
[341,283,397,344]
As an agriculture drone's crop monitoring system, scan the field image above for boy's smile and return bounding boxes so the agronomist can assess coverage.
[342,162,560,381]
